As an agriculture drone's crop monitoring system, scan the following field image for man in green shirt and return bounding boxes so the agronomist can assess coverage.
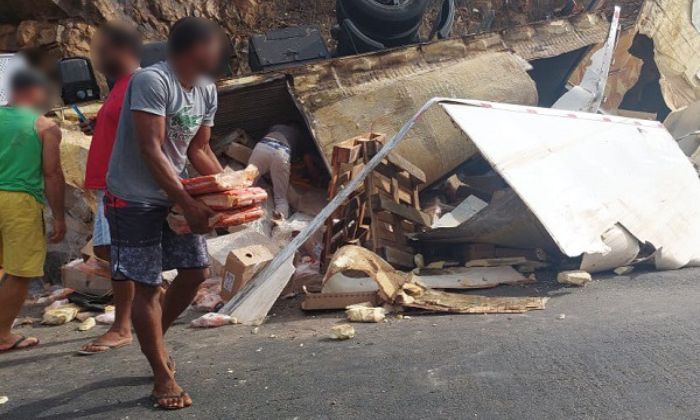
[0,69,66,352]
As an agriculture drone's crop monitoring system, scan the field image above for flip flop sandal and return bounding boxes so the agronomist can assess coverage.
[0,336,39,353]
[151,391,192,410]
[77,340,131,356]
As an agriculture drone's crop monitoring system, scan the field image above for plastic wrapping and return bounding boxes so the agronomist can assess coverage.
[190,312,236,328]
[193,187,267,211]
[167,205,265,235]
[182,169,254,196]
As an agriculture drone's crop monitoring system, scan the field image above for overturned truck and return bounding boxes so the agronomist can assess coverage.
[212,12,610,185]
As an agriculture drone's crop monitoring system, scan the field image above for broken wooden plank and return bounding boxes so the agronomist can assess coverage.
[465,257,529,267]
[386,151,426,183]
[383,245,416,269]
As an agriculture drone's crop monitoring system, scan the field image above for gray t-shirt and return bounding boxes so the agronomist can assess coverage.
[106,61,217,205]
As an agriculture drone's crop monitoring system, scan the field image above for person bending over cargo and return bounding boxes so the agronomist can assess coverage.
[0,69,66,353]
[104,17,223,410]
[246,122,320,219]
[78,22,143,356]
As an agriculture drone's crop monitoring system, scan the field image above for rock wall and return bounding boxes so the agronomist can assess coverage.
[0,0,322,81]
[0,0,563,86]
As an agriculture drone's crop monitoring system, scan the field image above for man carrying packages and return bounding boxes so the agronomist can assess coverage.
[105,17,223,409]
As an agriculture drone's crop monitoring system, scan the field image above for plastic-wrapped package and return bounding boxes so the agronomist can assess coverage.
[167,205,265,235]
[182,169,254,196]
[190,312,236,328]
[191,187,267,211]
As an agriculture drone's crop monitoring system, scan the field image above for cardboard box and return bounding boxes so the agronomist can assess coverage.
[220,245,274,301]
[62,258,112,297]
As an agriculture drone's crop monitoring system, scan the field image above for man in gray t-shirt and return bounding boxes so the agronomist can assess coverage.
[103,17,224,410]
[107,60,218,205]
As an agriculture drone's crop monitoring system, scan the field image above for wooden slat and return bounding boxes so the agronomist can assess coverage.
[383,246,416,268]
[386,151,426,183]
[371,194,431,227]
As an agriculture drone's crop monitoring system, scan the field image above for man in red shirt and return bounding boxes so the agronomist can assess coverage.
[78,22,142,355]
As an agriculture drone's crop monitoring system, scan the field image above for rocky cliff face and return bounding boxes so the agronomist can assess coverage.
[0,0,585,91]
[0,0,354,81]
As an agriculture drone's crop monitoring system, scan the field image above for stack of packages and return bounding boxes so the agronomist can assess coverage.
[168,169,268,234]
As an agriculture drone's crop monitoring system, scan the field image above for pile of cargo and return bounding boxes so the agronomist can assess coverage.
[168,170,268,234]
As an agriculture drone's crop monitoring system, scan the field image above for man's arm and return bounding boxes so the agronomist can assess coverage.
[133,111,214,233]
[38,117,66,243]
[187,126,223,176]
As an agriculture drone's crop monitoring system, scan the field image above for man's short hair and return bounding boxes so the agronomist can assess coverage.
[99,22,143,58]
[168,17,218,55]
[10,68,49,93]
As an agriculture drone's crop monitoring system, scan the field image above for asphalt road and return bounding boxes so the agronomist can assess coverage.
[2,267,700,419]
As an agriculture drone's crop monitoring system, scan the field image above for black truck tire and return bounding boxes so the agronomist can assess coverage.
[336,0,430,36]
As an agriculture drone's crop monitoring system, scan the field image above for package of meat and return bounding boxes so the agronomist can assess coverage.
[195,187,267,211]
[167,205,265,235]
[182,169,255,196]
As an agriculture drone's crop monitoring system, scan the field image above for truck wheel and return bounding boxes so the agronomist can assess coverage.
[336,0,430,36]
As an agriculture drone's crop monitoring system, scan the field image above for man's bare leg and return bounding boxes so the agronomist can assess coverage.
[0,274,39,350]
[131,282,191,409]
[161,268,207,334]
[79,278,134,353]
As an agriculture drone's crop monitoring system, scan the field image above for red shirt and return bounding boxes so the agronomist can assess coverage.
[84,74,132,190]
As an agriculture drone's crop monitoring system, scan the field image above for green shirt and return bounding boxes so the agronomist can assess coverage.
[0,106,44,203]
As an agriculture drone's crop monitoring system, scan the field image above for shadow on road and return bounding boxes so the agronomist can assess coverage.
[1,376,152,419]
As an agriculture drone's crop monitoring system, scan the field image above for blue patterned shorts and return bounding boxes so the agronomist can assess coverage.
[105,192,209,286]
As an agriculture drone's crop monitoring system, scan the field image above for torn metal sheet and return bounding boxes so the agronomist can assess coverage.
[664,100,700,155]
[419,189,559,254]
[580,224,640,272]
[568,29,644,113]
[438,99,700,270]
[553,6,621,112]
[637,0,700,110]
[324,246,547,314]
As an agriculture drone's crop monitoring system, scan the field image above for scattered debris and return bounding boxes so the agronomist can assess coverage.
[557,314,566,320]
[77,317,96,331]
[0,396,7,405]
[324,246,548,314]
[75,312,97,322]
[11,317,37,328]
[614,266,635,276]
[42,303,79,325]
[191,313,238,328]
[558,270,592,287]
[345,303,386,323]
[95,309,115,325]
[329,324,356,340]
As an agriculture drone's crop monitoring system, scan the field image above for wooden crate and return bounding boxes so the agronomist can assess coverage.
[321,132,429,270]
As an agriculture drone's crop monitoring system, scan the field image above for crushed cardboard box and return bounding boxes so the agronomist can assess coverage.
[321,246,548,314]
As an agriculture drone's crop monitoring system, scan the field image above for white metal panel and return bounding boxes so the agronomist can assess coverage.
[442,100,700,270]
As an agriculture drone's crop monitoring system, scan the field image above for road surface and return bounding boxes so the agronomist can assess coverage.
[1,268,699,419]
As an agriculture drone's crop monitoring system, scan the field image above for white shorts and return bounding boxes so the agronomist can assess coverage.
[92,190,111,247]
